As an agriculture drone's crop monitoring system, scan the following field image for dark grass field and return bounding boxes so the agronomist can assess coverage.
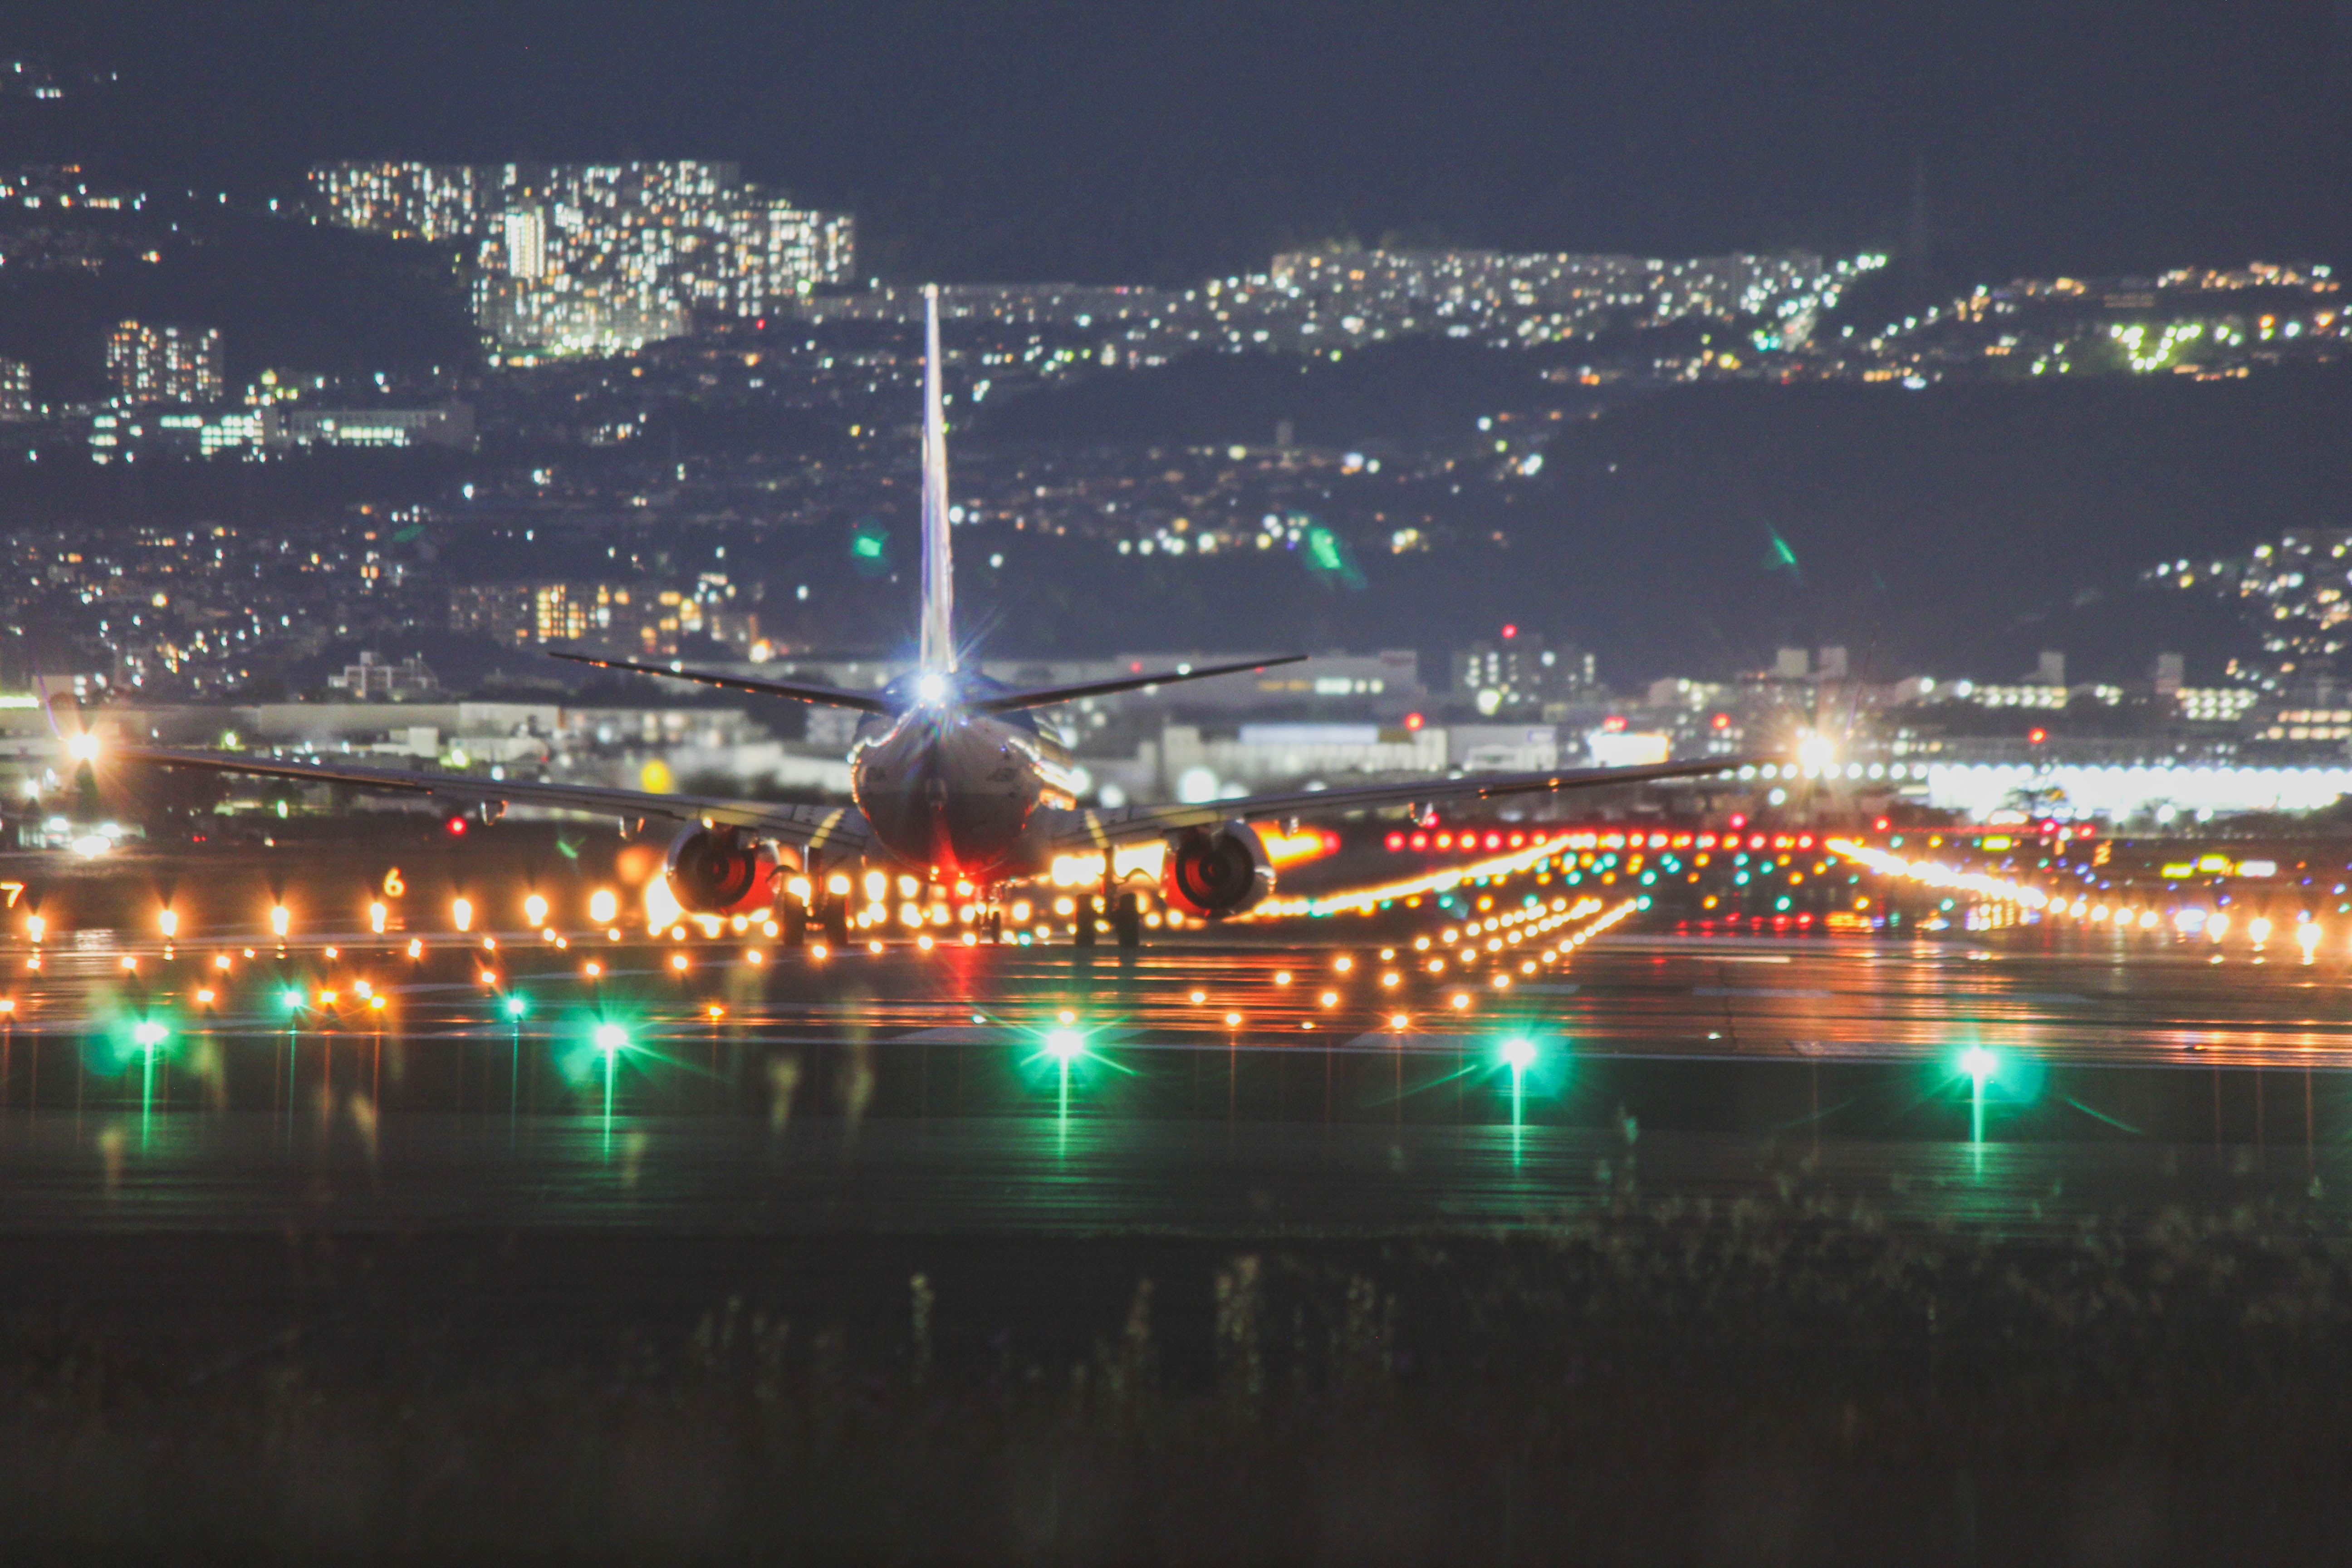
[7,1165,2352,1565]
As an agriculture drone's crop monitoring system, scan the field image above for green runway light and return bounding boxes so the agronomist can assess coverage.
[1960,1045,1998,1147]
[595,1023,628,1054]
[280,989,303,1010]
[1499,1037,1536,1073]
[505,995,530,1018]
[133,1020,167,1051]
[1045,1028,1085,1064]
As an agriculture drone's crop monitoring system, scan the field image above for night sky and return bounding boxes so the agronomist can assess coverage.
[15,1,2352,285]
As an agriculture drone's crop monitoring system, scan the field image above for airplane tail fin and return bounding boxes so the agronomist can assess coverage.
[919,284,956,671]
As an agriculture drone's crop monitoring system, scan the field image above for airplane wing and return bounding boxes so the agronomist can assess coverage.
[104,744,872,854]
[1041,755,1763,852]
[544,650,892,713]
[971,655,1308,713]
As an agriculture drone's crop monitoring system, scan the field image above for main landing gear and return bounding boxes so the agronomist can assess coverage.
[1074,890,1144,948]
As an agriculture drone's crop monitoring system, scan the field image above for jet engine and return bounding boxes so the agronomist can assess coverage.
[1161,821,1276,919]
[664,824,779,915]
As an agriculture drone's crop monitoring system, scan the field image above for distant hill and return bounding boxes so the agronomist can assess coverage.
[966,348,2335,685]
[0,203,475,403]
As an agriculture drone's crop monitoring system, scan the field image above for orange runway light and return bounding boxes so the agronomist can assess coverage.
[670,953,690,972]
[195,989,214,1005]
[745,948,765,965]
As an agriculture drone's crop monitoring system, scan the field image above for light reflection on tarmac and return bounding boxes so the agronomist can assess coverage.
[1,925,2348,1235]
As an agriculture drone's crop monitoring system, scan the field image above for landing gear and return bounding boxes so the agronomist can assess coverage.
[1112,890,1142,948]
[1073,893,1098,947]
[780,894,809,947]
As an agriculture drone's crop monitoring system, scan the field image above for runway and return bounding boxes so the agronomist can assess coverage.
[2,914,2350,1244]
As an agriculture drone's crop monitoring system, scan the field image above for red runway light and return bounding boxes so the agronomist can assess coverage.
[444,815,468,836]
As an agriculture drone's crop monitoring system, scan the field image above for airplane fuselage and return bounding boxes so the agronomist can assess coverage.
[847,671,1082,881]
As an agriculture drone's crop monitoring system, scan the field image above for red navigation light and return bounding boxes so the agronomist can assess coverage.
[1501,623,1518,639]
[1403,711,1425,731]
[2028,727,2048,745]
[444,814,469,836]
[1602,715,1627,732]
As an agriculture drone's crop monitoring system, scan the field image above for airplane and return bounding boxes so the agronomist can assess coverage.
[87,285,1758,947]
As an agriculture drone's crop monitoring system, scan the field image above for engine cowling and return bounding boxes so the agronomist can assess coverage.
[664,825,779,915]
[1161,821,1275,919]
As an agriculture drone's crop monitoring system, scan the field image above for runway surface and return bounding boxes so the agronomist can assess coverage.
[2,917,2350,1243]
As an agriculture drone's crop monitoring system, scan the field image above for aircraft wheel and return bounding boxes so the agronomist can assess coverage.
[1112,892,1142,948]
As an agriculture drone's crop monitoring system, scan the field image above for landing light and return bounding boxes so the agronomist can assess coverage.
[917,671,949,704]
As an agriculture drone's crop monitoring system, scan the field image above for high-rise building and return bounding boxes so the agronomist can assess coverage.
[106,321,224,406]
[0,356,32,419]
[310,159,855,358]
[308,162,482,242]
[470,162,854,355]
